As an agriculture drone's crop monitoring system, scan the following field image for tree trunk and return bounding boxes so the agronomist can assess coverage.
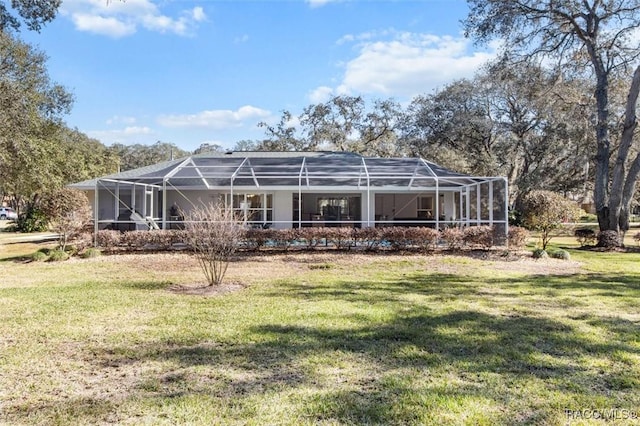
[608,66,640,237]
[592,66,612,231]
[618,66,640,238]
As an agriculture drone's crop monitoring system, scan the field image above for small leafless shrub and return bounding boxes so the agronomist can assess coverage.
[410,227,440,251]
[324,227,355,250]
[353,227,381,251]
[183,202,244,286]
[381,227,410,251]
[96,230,122,250]
[270,228,298,250]
[245,228,270,251]
[463,226,494,249]
[296,227,324,249]
[507,226,530,250]
[41,188,92,252]
[441,227,464,250]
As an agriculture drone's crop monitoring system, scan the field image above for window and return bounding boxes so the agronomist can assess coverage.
[417,196,433,219]
[225,193,273,223]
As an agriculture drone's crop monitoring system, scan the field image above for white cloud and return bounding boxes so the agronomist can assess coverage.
[308,86,334,103]
[61,0,207,38]
[192,7,206,22]
[315,31,497,100]
[71,13,135,37]
[158,105,271,129]
[123,126,153,135]
[306,0,341,8]
[106,115,137,125]
[88,125,155,144]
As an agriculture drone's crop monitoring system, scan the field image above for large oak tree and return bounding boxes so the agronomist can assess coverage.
[464,0,640,240]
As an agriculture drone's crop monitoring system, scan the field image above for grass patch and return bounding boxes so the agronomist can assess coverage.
[0,244,638,424]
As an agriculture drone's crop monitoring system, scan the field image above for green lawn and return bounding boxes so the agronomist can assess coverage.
[0,238,638,424]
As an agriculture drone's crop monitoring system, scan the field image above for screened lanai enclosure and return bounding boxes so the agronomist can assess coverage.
[70,151,509,237]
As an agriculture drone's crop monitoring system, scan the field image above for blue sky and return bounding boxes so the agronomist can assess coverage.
[22,0,496,152]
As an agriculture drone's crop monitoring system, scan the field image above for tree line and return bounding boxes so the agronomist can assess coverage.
[1,0,639,246]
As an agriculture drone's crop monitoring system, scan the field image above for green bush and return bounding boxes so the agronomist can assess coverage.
[81,248,102,259]
[16,207,48,232]
[48,249,70,262]
[550,249,571,260]
[30,251,49,262]
[574,228,596,247]
[521,190,582,250]
[532,248,548,259]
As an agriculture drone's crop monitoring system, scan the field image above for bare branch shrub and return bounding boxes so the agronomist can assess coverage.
[325,227,355,250]
[41,188,92,251]
[299,227,325,249]
[441,227,464,250]
[411,227,440,251]
[381,227,410,251]
[353,227,381,251]
[463,226,494,249]
[183,202,244,286]
[507,226,530,250]
[96,230,122,250]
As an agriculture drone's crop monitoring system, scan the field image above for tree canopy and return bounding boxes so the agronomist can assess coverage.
[463,0,640,239]
[0,0,61,32]
[0,31,118,213]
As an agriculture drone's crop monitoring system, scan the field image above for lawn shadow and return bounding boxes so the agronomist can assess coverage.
[9,269,638,424]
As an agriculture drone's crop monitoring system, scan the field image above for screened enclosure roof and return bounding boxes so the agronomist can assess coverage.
[70,151,503,191]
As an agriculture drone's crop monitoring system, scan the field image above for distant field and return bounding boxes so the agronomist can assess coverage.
[0,229,638,425]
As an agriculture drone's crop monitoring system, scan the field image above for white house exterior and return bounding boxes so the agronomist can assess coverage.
[70,151,509,236]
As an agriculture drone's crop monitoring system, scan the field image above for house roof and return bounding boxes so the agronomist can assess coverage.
[70,151,502,191]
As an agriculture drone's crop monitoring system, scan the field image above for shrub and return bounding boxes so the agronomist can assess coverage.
[507,226,529,250]
[597,230,621,248]
[353,227,381,251]
[463,226,494,249]
[30,251,49,262]
[532,248,548,259]
[520,190,582,250]
[120,231,147,250]
[244,228,271,251]
[16,207,48,232]
[146,229,186,250]
[81,248,102,259]
[183,203,244,286]
[410,227,440,251]
[48,249,70,262]
[441,227,464,250]
[574,228,596,247]
[96,230,122,250]
[41,188,92,251]
[325,227,355,250]
[381,227,410,251]
[269,229,298,250]
[550,249,571,260]
[299,227,327,249]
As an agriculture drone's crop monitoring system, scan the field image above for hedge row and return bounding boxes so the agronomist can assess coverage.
[94,225,529,253]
